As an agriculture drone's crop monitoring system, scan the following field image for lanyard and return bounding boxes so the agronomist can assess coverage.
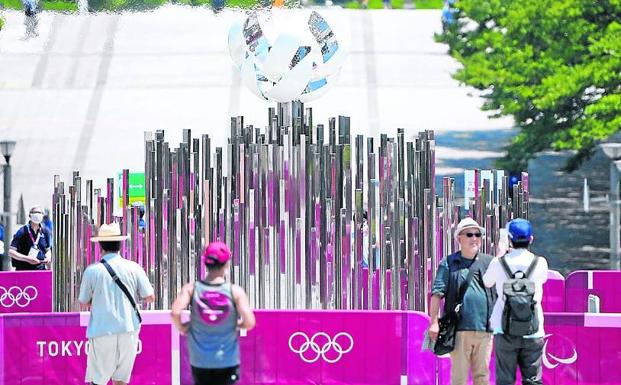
[27,224,42,248]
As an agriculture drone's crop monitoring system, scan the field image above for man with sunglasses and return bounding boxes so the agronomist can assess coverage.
[428,217,496,385]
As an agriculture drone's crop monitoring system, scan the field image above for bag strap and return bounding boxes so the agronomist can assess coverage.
[499,256,514,278]
[454,256,479,311]
[500,255,539,279]
[101,258,142,323]
[525,256,539,278]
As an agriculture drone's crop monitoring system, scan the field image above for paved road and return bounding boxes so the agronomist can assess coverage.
[0,6,612,275]
[0,7,512,212]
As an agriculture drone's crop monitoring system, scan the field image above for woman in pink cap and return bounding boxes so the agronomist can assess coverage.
[171,242,256,385]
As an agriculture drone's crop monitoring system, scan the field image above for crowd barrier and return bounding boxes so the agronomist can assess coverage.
[565,271,621,312]
[542,270,566,312]
[1,309,621,385]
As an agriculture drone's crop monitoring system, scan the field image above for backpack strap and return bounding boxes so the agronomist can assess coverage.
[499,256,514,278]
[525,256,540,278]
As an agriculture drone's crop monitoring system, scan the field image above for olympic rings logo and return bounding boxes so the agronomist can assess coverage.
[0,286,39,308]
[288,332,354,364]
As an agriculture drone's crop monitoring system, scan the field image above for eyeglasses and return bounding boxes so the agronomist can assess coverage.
[462,232,482,238]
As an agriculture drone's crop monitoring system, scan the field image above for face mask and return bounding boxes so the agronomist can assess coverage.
[30,213,44,224]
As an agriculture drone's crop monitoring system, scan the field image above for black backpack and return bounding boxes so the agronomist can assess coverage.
[499,256,539,337]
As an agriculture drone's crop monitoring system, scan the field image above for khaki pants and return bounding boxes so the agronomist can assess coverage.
[449,331,493,385]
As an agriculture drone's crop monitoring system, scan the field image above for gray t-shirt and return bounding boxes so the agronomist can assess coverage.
[78,253,154,339]
[432,252,490,332]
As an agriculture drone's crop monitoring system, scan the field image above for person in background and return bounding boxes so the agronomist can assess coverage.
[441,0,456,31]
[9,205,51,270]
[0,223,5,262]
[22,0,38,37]
[132,202,146,231]
[171,242,256,385]
[43,208,53,247]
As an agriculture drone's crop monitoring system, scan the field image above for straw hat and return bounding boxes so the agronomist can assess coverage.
[90,223,129,242]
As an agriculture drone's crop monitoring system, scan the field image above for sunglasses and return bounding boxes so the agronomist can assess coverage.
[462,232,482,238]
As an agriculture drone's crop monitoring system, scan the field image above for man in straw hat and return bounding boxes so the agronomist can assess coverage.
[427,217,497,385]
[78,223,155,385]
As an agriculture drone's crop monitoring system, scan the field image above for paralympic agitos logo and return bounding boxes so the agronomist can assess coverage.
[542,334,577,369]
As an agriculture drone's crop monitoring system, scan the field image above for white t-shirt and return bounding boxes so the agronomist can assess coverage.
[483,248,548,338]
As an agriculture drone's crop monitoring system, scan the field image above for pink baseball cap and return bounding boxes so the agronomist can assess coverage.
[203,242,232,266]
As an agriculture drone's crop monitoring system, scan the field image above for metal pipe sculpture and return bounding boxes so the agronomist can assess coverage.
[52,102,529,312]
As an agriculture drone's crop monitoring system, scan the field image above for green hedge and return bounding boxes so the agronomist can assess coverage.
[0,0,77,11]
[171,0,261,7]
[344,0,440,8]
[413,0,441,9]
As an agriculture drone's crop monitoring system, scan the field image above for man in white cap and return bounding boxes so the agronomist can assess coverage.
[427,217,496,385]
[78,223,155,385]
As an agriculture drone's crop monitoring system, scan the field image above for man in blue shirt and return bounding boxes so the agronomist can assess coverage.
[9,205,51,270]
[79,223,154,385]
[427,217,496,385]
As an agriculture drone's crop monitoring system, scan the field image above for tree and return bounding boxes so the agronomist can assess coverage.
[438,0,621,171]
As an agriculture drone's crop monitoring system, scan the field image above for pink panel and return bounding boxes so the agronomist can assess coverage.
[543,270,565,312]
[566,271,621,313]
[0,271,52,313]
[1,313,172,385]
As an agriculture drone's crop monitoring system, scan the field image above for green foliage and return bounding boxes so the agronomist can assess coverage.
[42,0,78,10]
[341,0,441,8]
[438,0,621,171]
[414,0,441,9]
[0,0,25,9]
[0,0,77,10]
[344,1,361,8]
[88,0,165,11]
[0,15,4,30]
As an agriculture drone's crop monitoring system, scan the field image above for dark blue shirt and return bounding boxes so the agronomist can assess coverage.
[432,252,490,332]
[10,223,51,271]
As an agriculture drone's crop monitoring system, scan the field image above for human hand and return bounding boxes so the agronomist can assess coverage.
[428,321,440,341]
[28,256,41,265]
[178,322,190,335]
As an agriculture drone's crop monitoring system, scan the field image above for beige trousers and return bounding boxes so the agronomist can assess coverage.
[449,331,493,385]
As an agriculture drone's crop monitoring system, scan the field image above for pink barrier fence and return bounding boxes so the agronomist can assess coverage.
[179,311,436,385]
[2,309,621,385]
[0,271,52,313]
[543,270,566,313]
[0,311,173,385]
[565,271,621,313]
